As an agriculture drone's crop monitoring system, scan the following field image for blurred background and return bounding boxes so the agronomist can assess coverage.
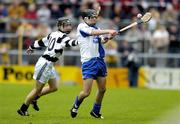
[0,0,180,88]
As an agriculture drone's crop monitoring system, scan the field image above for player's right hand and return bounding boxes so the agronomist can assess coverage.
[26,46,34,55]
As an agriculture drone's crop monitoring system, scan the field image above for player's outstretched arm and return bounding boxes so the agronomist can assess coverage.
[27,33,50,55]
[91,29,118,36]
[26,37,47,55]
[64,39,78,47]
[60,35,78,48]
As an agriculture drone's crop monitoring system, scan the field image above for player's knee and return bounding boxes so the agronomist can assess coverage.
[35,86,43,92]
[99,88,106,94]
[35,88,42,95]
[51,87,58,92]
[49,83,59,92]
[83,91,91,97]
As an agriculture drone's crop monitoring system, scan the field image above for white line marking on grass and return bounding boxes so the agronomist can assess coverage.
[149,105,180,124]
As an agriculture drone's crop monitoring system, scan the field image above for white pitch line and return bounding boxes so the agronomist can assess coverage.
[149,105,180,124]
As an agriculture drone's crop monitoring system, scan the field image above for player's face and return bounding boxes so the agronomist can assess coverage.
[62,24,72,34]
[86,15,98,26]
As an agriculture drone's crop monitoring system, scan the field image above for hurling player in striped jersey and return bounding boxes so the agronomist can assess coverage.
[17,17,78,116]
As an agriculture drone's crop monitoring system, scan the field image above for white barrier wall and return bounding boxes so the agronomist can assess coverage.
[145,68,180,89]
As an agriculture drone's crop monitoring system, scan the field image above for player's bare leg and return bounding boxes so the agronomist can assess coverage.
[17,81,44,116]
[31,78,58,111]
[40,78,58,96]
[71,78,93,118]
[79,78,93,100]
[90,77,106,119]
[95,77,106,104]
[25,82,45,105]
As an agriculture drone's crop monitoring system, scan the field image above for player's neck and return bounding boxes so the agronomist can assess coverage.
[84,22,97,29]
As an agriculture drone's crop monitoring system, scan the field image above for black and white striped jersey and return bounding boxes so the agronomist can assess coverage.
[30,31,78,62]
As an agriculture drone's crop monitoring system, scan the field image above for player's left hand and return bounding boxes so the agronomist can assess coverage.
[107,33,116,39]
[26,46,34,55]
[103,33,116,44]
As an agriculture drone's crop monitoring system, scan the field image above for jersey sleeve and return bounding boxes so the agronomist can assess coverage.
[30,34,50,49]
[56,34,78,48]
[62,36,78,47]
[64,39,78,47]
[78,24,92,37]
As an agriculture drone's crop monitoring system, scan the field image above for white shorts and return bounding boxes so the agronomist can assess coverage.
[33,57,56,84]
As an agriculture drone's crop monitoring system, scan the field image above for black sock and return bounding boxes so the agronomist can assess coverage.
[20,103,29,111]
[34,95,40,100]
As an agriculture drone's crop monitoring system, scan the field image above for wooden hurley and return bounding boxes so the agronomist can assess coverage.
[118,12,152,33]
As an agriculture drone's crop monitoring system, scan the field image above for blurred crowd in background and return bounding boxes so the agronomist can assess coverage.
[0,0,179,67]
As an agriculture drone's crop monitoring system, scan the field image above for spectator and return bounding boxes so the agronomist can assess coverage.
[0,3,8,33]
[148,8,160,32]
[105,39,118,67]
[111,2,127,20]
[0,41,10,65]
[34,22,52,39]
[118,40,133,67]
[64,7,78,25]
[131,6,140,18]
[74,1,88,19]
[8,0,26,32]
[16,18,34,64]
[119,0,133,20]
[118,40,139,87]
[37,3,51,21]
[17,19,34,37]
[97,15,118,30]
[150,24,169,67]
[24,3,37,21]
[126,52,139,87]
[162,3,178,28]
[50,3,63,19]
[0,0,179,67]
[140,24,152,53]
[172,0,180,11]
[168,23,180,67]
[124,19,142,51]
[139,0,149,11]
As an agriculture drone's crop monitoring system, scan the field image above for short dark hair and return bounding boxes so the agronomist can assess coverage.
[81,9,97,19]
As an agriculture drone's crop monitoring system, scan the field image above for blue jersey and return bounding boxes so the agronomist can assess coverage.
[77,23,105,63]
[77,23,107,79]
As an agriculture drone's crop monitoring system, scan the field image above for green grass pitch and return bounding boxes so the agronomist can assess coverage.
[0,83,180,124]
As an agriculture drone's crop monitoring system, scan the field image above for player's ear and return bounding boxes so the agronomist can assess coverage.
[60,25,64,31]
[84,17,88,21]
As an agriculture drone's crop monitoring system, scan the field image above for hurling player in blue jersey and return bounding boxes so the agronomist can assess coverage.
[70,9,118,119]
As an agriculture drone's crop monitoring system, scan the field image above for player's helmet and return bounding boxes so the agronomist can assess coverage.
[57,17,72,33]
[81,9,98,19]
[57,17,71,27]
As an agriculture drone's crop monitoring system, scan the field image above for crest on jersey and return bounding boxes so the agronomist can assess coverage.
[93,36,101,43]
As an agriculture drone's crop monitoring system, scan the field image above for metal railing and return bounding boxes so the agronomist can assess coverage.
[1,50,180,68]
